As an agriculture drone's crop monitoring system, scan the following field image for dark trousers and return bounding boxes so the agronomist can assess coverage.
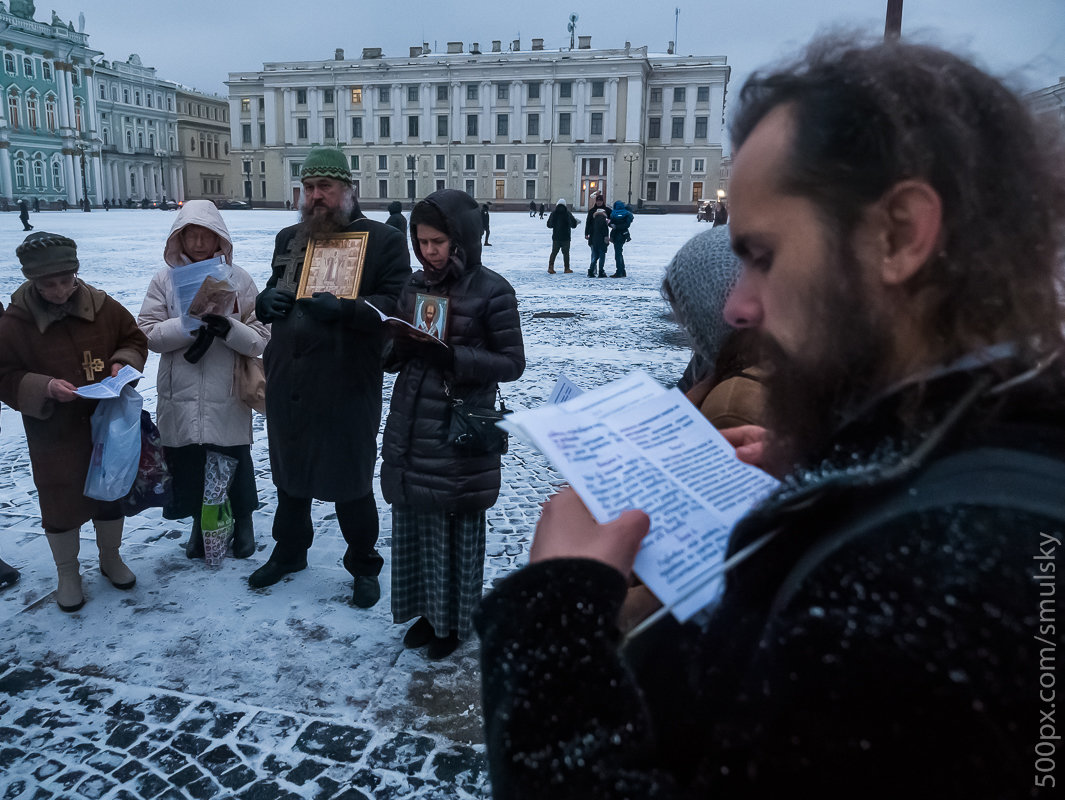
[612,239,627,276]
[549,240,571,269]
[271,486,383,577]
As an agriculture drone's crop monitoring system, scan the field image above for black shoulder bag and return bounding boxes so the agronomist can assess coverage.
[446,383,511,455]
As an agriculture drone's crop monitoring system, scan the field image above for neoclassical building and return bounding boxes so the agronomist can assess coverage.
[0,1,102,208]
[94,54,181,205]
[227,37,730,211]
[177,87,231,204]
[1026,77,1065,129]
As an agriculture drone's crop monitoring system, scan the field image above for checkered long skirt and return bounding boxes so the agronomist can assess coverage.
[390,505,487,641]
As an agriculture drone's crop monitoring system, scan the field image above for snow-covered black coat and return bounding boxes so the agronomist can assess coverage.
[477,358,1065,799]
[381,190,525,512]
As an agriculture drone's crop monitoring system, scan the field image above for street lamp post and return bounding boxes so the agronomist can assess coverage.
[76,141,91,212]
[408,155,416,208]
[624,153,639,207]
[157,151,167,202]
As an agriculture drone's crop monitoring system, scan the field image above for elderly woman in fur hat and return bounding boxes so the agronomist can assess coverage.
[0,232,148,612]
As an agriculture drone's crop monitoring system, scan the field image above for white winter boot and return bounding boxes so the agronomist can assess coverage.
[93,518,136,590]
[45,529,85,612]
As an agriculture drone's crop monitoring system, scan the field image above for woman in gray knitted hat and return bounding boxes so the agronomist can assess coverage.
[0,232,148,612]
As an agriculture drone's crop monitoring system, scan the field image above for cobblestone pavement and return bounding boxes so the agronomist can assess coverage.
[0,210,697,798]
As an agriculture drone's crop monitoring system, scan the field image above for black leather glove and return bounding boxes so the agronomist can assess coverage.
[183,327,215,363]
[200,313,232,339]
[301,292,343,322]
[257,287,295,321]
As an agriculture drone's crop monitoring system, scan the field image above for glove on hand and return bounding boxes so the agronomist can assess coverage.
[302,292,343,322]
[183,327,215,363]
[258,287,295,321]
[200,313,232,338]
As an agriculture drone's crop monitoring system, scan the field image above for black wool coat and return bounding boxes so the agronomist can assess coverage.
[477,361,1065,800]
[547,204,578,242]
[257,212,410,501]
[381,190,525,512]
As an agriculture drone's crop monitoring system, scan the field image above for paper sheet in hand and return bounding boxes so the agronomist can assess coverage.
[74,365,144,399]
[503,371,779,621]
[171,256,230,331]
[364,301,450,349]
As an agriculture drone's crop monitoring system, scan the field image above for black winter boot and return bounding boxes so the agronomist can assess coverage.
[231,514,255,559]
[186,517,205,559]
[0,558,20,591]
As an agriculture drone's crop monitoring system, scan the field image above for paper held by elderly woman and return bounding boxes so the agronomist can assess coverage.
[500,370,780,622]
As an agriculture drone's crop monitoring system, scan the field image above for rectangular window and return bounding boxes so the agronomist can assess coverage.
[379,178,388,197]
[495,154,505,170]
[526,153,536,170]
[496,113,508,137]
[437,115,448,137]
[647,158,659,173]
[650,87,662,103]
[436,179,445,191]
[558,112,571,135]
[590,112,603,135]
[351,87,363,104]
[259,123,266,142]
[323,88,334,104]
[260,160,266,173]
[351,116,363,138]
[466,84,478,101]
[697,86,710,103]
[379,86,390,103]
[497,84,509,100]
[324,117,335,139]
[244,180,252,198]
[693,158,705,172]
[291,162,301,178]
[378,155,388,170]
[296,89,307,105]
[671,117,684,139]
[692,181,703,202]
[673,87,686,103]
[527,82,540,100]
[352,179,360,196]
[435,154,445,170]
[408,115,419,137]
[495,179,505,200]
[407,85,419,102]
[465,154,475,170]
[646,182,658,201]
[648,117,661,139]
[527,113,539,136]
[526,179,536,199]
[261,180,266,198]
[591,80,604,98]
[466,114,478,137]
[350,155,360,171]
[407,178,416,199]
[379,116,390,138]
[241,98,250,112]
[296,118,307,139]
[669,181,680,202]
[670,158,682,172]
[465,179,475,196]
[242,123,252,144]
[437,84,448,102]
[559,82,572,99]
[695,116,708,139]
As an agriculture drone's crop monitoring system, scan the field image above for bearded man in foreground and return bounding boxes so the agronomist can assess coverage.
[251,148,410,608]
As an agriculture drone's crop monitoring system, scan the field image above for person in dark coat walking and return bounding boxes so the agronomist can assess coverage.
[382,189,525,659]
[546,199,578,274]
[385,200,407,236]
[18,199,32,231]
[538,203,545,219]
[476,37,1065,799]
[481,202,491,246]
[528,200,537,217]
[250,147,411,608]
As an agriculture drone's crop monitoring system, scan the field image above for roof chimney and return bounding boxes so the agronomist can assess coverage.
[423,42,431,54]
[362,47,382,59]
[334,48,344,61]
[409,46,421,57]
[511,38,520,51]
[470,42,481,54]
[531,38,544,51]
[578,35,591,49]
[667,41,675,55]
[492,40,501,52]
[447,41,463,54]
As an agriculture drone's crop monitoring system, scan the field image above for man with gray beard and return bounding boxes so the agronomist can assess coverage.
[251,148,410,608]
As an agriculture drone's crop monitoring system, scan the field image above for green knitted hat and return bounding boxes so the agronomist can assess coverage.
[300,147,351,183]
[16,231,80,279]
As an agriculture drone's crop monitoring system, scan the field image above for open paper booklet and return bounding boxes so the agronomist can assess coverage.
[74,364,144,399]
[501,371,779,622]
[170,256,231,332]
[364,301,450,349]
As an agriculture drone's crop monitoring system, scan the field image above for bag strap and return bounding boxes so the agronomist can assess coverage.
[769,446,1065,617]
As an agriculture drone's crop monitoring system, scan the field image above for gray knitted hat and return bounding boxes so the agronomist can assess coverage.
[16,231,80,279]
[662,225,741,366]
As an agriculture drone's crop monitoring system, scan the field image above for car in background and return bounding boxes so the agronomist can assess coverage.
[218,199,251,210]
[151,199,180,210]
[696,199,713,222]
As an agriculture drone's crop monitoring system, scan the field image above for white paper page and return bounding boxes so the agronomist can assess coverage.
[547,374,583,405]
[74,365,144,399]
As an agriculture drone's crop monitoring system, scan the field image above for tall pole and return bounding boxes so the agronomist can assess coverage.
[674,8,680,53]
[78,143,91,212]
[885,0,903,40]
[408,155,416,208]
[624,153,639,206]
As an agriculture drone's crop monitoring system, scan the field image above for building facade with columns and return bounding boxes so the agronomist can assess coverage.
[227,37,729,211]
[94,54,181,205]
[1026,77,1065,129]
[176,87,231,204]
[0,2,102,209]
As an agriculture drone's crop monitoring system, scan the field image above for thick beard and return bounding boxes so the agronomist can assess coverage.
[760,246,892,475]
[298,190,355,238]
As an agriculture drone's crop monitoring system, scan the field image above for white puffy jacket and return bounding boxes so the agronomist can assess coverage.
[138,200,270,448]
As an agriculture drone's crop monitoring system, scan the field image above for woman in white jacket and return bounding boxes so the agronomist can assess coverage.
[138,200,269,559]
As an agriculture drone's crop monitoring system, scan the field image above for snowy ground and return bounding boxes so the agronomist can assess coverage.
[0,207,707,798]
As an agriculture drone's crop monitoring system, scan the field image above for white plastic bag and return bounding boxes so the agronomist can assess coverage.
[84,384,143,501]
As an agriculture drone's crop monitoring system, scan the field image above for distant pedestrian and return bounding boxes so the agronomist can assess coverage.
[481,203,492,247]
[18,199,32,231]
[539,203,545,219]
[103,199,110,211]
[546,199,578,274]
[712,201,728,227]
[608,201,634,278]
[32,198,39,213]
[529,200,537,217]
[60,199,69,211]
[285,199,291,210]
[386,200,408,236]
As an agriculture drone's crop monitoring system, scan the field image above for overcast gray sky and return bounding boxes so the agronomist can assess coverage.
[47,0,1065,107]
